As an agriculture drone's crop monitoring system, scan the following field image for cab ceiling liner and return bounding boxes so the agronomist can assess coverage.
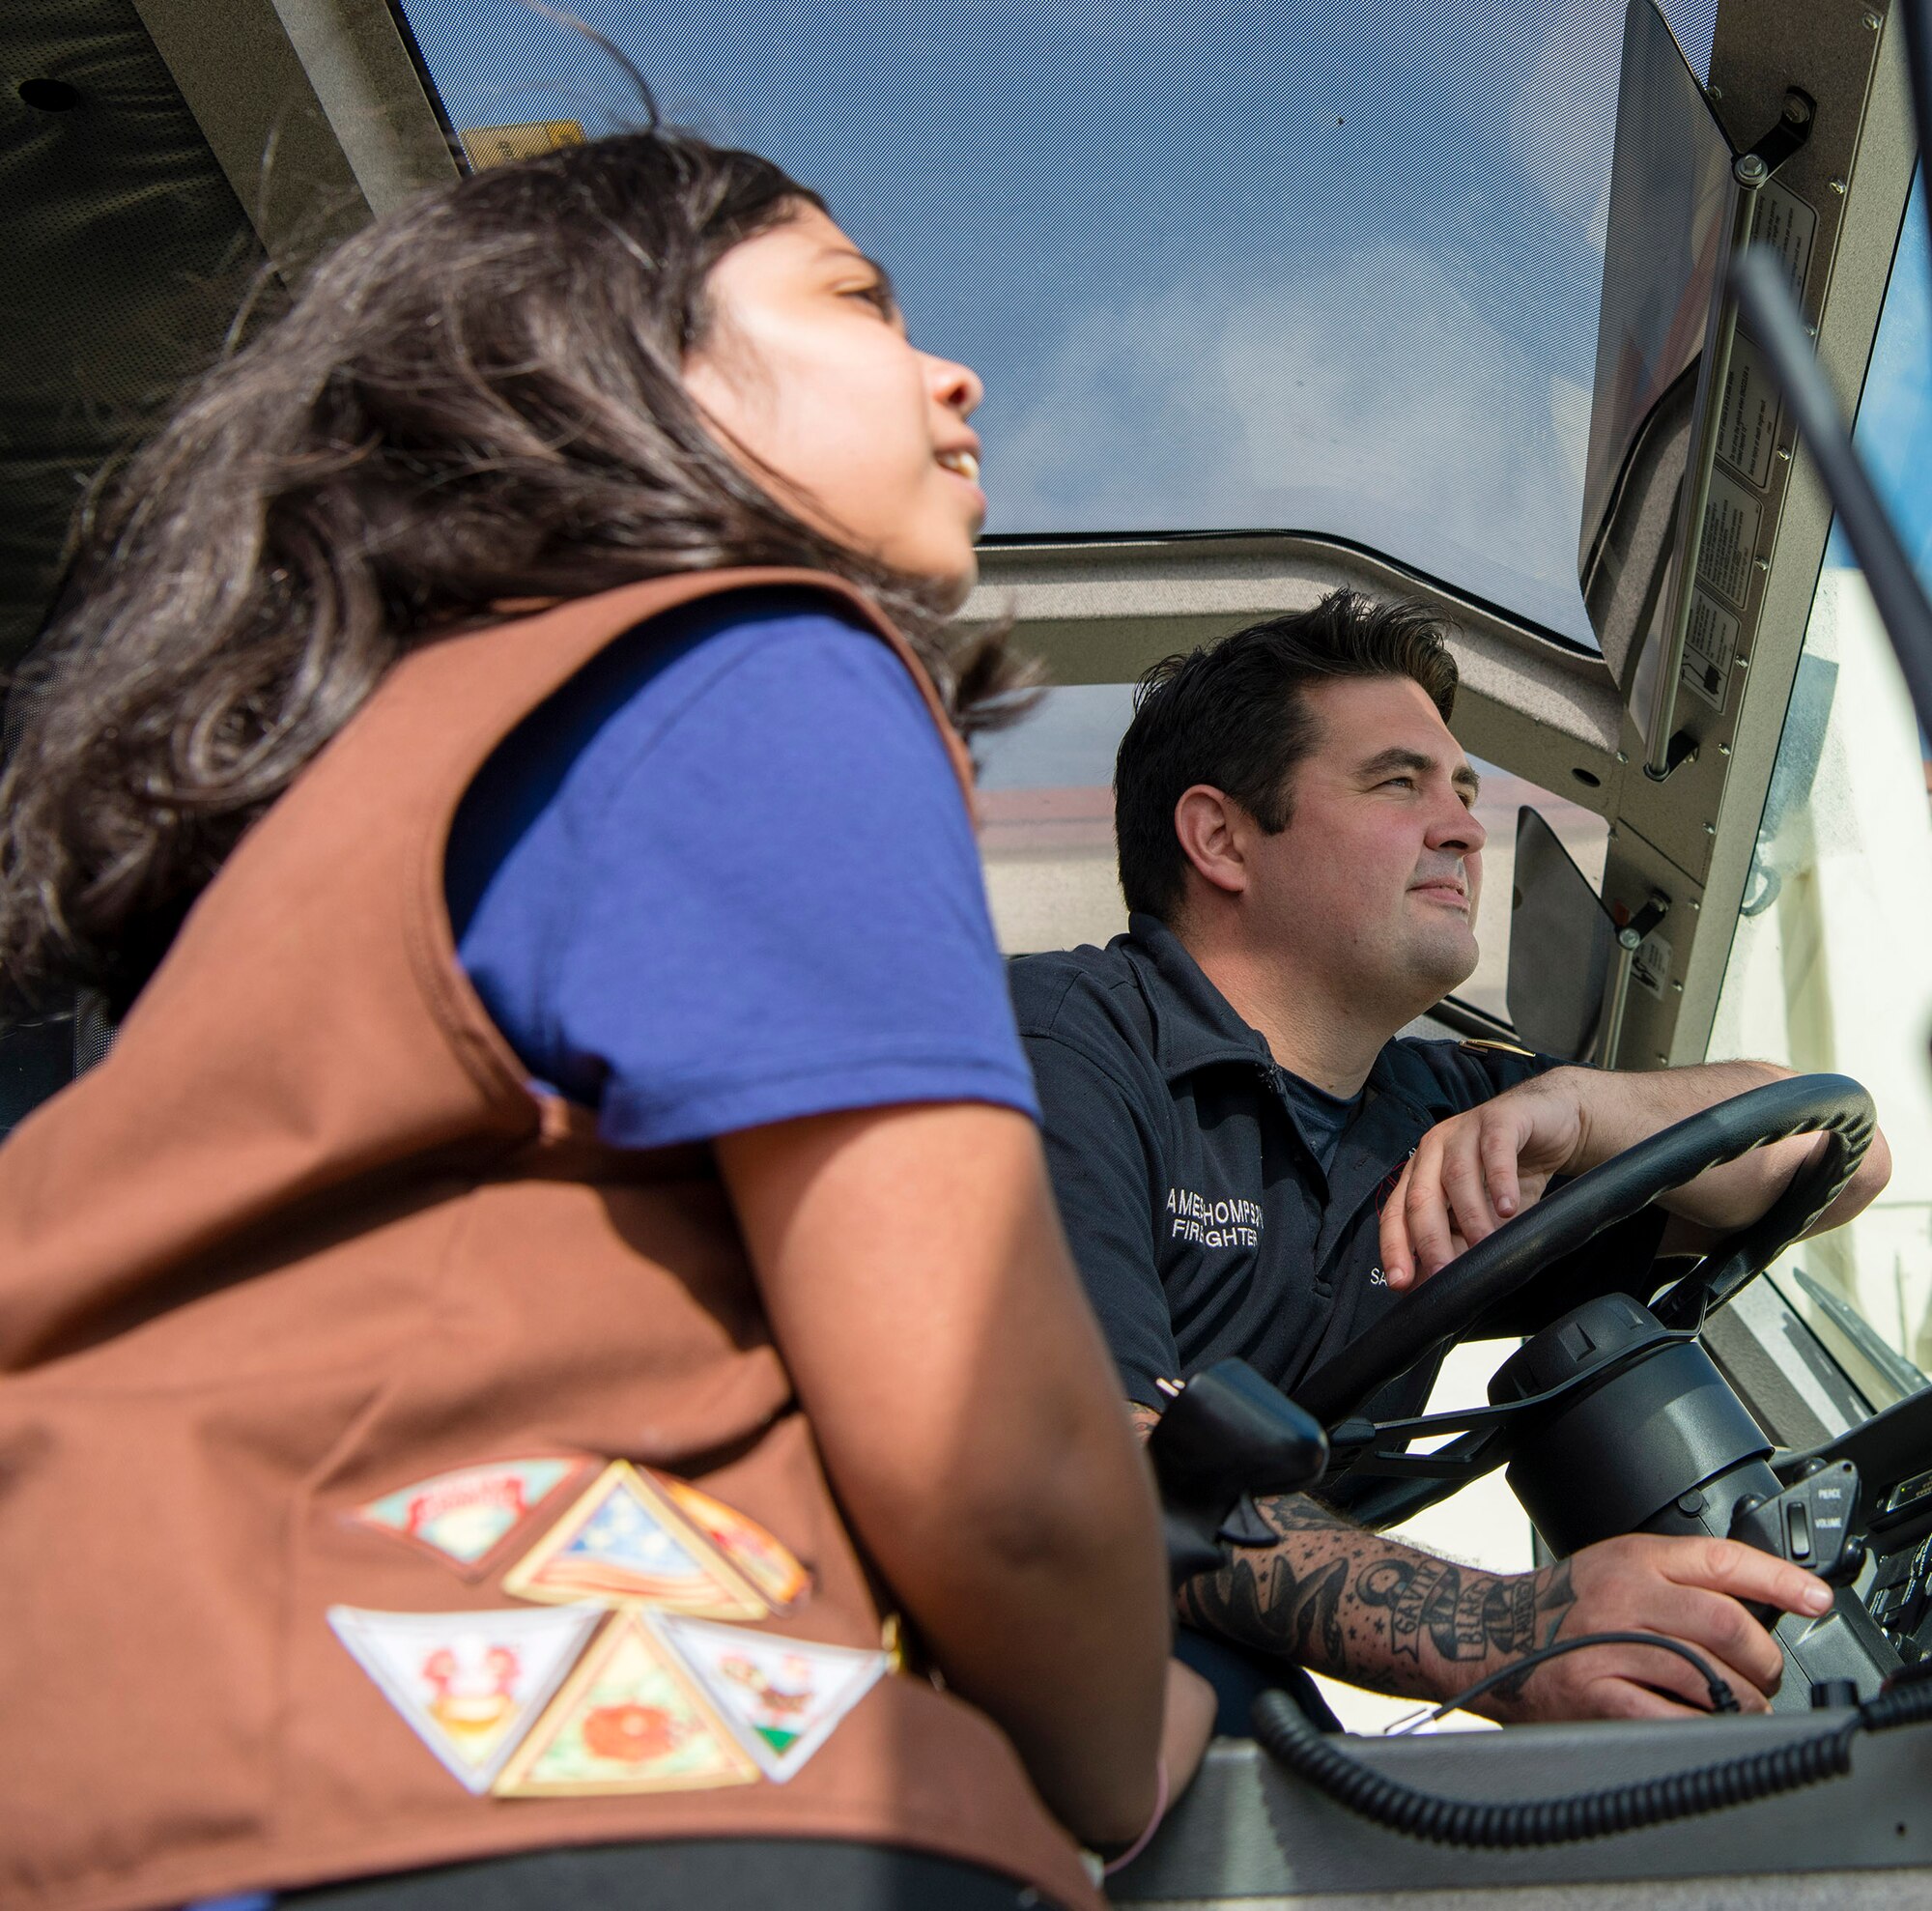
[0,2,270,676]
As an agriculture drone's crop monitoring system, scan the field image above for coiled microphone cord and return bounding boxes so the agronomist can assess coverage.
[1253,1652,1932,1848]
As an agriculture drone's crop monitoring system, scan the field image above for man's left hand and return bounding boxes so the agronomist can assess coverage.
[1380,1076,1585,1291]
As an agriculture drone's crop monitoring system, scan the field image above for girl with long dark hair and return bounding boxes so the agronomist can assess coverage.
[0,107,1206,1911]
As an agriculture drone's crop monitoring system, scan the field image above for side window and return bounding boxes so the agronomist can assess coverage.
[1709,560,1932,1396]
[1708,173,1932,1400]
[978,684,1134,956]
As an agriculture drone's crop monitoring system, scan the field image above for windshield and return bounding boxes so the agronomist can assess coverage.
[1710,169,1932,1407]
[394,0,1718,648]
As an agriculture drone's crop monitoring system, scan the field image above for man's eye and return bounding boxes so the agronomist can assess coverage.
[845,283,897,318]
[1380,776,1417,791]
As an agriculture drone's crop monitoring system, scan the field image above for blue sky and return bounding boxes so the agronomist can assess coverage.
[1838,168,1932,577]
[398,1,1735,646]
[396,3,1930,652]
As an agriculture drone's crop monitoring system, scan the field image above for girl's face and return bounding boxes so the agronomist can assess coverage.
[684,204,987,607]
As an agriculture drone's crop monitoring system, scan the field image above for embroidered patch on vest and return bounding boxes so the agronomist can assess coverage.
[652,1472,810,1609]
[503,1461,767,1616]
[650,1612,888,1783]
[349,1458,584,1576]
[494,1610,758,1796]
[327,1602,603,1794]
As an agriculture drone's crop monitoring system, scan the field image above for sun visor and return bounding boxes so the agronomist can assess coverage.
[1577,0,1735,703]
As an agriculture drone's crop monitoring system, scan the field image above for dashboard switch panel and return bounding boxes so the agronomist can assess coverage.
[1730,1460,1861,1581]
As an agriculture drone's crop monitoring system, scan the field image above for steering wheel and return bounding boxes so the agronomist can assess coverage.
[1293,1073,1876,1434]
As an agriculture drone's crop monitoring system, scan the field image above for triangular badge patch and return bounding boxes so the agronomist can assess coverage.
[649,1612,888,1782]
[652,1473,810,1609]
[494,1610,759,1796]
[349,1457,582,1576]
[327,1602,603,1794]
[503,1461,766,1616]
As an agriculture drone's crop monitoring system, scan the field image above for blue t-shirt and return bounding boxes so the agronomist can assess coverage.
[444,587,1038,1145]
[1275,1069,1363,1173]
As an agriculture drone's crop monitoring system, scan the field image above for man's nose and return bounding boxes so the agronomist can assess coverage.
[1429,790,1486,853]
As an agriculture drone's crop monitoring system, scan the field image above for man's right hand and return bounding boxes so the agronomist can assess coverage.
[1471,1532,1837,1724]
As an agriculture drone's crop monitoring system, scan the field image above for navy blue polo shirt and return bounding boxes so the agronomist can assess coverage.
[1011,914,1664,1420]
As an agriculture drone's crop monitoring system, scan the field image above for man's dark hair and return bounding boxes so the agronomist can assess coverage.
[1114,591,1459,922]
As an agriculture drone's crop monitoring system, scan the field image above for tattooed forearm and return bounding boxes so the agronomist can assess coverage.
[1175,1493,1379,1684]
[1177,1536,1350,1668]
[1132,1397,1580,1704]
[1352,1554,1574,1665]
[1488,1561,1577,1700]
[1174,1488,1578,1700]
[1248,1492,1353,1534]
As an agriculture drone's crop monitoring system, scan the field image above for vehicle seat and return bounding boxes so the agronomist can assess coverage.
[0,994,113,1140]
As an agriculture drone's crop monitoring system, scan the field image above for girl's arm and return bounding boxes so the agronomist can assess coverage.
[718,1098,1172,1849]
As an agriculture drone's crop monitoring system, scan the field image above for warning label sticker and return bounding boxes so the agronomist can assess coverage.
[1696,467,1763,612]
[1751,184,1817,305]
[460,121,586,170]
[1680,593,1740,712]
[1716,331,1781,491]
[1632,929,1673,1000]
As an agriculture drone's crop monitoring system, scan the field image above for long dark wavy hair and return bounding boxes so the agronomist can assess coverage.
[0,120,1031,1016]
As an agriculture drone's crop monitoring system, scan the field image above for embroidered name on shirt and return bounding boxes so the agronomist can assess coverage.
[1165,1185,1262,1249]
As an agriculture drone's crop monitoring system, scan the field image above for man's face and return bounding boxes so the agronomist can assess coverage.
[1243,674,1486,1013]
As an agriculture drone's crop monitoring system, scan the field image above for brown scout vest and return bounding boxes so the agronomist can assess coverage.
[0,570,1103,1911]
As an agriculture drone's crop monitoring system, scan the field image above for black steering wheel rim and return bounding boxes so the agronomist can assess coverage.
[1293,1073,1876,1428]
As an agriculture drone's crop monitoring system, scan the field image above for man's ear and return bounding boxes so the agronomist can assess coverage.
[1173,785,1247,898]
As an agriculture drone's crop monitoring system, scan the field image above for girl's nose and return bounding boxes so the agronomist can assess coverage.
[927,354,983,418]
